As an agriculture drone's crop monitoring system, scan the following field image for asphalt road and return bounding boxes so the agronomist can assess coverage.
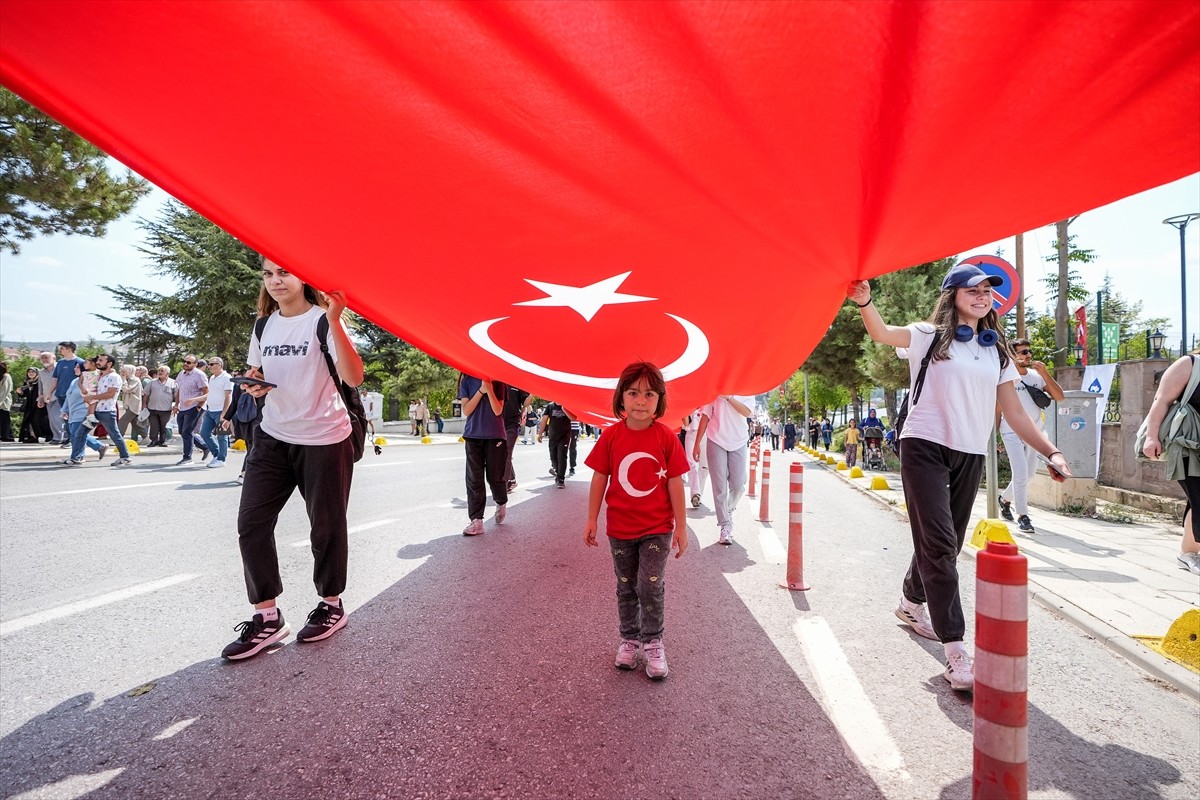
[0,439,1196,799]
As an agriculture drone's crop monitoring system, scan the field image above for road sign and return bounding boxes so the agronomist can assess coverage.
[962,254,1020,316]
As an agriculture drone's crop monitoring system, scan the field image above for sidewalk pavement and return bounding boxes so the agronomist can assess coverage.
[788,446,1200,701]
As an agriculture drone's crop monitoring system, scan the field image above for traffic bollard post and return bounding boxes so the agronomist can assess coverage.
[779,462,810,591]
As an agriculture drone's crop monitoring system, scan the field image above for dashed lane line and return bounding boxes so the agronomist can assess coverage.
[1,574,201,637]
[3,480,184,501]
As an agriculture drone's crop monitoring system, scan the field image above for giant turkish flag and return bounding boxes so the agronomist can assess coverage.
[2,1,1197,422]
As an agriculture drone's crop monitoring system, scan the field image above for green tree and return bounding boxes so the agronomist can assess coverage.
[96,201,261,364]
[1047,223,1097,367]
[0,88,149,254]
[804,306,870,410]
[385,349,459,416]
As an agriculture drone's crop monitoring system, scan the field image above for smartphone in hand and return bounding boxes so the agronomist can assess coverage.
[231,376,278,389]
[1036,453,1069,480]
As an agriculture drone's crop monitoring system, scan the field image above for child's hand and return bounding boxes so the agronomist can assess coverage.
[672,527,688,558]
[583,522,598,547]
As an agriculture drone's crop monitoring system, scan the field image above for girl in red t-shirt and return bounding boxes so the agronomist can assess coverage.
[584,361,689,680]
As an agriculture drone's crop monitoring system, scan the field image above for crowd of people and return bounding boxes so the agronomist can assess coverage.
[5,258,1196,696]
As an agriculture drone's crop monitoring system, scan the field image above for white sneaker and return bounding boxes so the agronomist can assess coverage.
[945,650,975,691]
[1177,552,1200,575]
[643,638,668,680]
[615,639,640,670]
[495,504,506,524]
[717,525,733,545]
[462,519,484,536]
[895,600,938,640]
[207,459,225,468]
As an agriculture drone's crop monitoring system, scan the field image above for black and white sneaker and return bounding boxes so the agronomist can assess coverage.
[997,497,1014,522]
[221,612,290,660]
[296,601,348,642]
[1017,515,1035,533]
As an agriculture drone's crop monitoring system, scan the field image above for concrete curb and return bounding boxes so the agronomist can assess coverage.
[802,451,1200,702]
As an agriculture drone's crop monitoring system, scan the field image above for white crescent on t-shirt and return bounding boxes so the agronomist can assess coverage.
[899,323,1020,455]
[247,305,351,446]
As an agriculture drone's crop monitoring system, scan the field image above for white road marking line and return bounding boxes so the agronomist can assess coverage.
[357,461,412,468]
[291,518,399,547]
[4,480,184,501]
[757,527,787,563]
[0,574,201,637]
[153,718,198,740]
[433,456,461,462]
[793,617,910,780]
[7,768,124,800]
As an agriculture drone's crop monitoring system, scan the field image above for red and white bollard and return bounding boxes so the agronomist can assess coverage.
[757,449,771,522]
[779,462,810,591]
[748,443,759,498]
[973,541,1028,800]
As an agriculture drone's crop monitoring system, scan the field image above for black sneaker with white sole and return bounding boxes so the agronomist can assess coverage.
[1017,515,1035,533]
[221,612,290,660]
[296,601,348,642]
[998,497,1014,522]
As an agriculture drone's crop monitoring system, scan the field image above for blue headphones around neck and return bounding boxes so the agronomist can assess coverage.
[955,325,999,347]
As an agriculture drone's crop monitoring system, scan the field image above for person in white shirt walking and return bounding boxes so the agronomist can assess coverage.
[82,353,133,466]
[997,339,1065,533]
[198,356,234,468]
[692,395,753,544]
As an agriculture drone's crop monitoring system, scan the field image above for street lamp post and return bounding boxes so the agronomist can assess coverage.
[1149,329,1166,359]
[1163,213,1199,358]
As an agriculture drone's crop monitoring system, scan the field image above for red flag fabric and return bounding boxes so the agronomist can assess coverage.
[2,1,1196,421]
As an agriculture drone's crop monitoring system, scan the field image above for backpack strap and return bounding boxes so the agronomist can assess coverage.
[253,315,269,345]
[910,330,942,409]
[315,314,341,386]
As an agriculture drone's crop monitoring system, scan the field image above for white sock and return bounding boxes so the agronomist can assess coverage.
[944,641,968,659]
[323,599,341,609]
[257,606,279,621]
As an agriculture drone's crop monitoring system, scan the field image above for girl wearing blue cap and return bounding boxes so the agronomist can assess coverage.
[847,263,1070,692]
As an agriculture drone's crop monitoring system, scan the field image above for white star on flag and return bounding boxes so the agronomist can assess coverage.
[514,271,655,322]
[656,468,667,480]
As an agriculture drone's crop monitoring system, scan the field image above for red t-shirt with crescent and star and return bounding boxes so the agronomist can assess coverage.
[585,419,689,540]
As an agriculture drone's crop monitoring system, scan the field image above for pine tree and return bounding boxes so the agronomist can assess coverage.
[1,88,149,254]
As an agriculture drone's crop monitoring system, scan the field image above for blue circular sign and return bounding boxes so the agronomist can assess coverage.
[962,255,1020,316]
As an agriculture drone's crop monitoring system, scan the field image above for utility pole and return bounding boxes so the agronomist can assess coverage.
[1015,232,1026,339]
[1054,220,1070,369]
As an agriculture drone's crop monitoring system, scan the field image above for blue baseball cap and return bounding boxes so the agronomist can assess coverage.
[942,263,1004,291]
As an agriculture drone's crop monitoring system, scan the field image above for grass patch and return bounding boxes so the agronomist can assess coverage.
[1092,502,1138,525]
[1058,502,1088,517]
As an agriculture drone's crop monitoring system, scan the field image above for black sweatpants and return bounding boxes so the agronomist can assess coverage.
[548,431,569,483]
[465,437,508,520]
[899,437,984,644]
[236,429,355,604]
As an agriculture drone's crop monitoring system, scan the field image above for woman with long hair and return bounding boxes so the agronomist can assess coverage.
[16,367,49,443]
[848,262,1070,692]
[221,257,364,661]
[0,362,13,441]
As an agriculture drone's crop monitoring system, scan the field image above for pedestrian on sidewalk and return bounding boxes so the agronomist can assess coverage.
[457,373,508,535]
[1140,351,1200,575]
[694,394,753,545]
[59,360,106,464]
[538,401,574,487]
[848,265,1071,692]
[222,258,364,661]
[684,410,708,508]
[502,384,530,492]
[84,354,134,466]
[998,339,1065,533]
[844,418,860,467]
[584,361,689,680]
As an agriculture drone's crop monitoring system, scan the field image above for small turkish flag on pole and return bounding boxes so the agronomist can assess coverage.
[1074,306,1089,366]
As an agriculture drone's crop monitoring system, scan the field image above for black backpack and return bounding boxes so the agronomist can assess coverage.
[892,330,942,456]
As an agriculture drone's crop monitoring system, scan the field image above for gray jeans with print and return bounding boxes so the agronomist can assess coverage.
[609,533,672,642]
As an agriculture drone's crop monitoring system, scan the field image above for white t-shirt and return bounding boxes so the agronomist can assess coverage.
[699,395,754,451]
[95,372,122,413]
[248,306,351,446]
[999,369,1048,434]
[205,371,233,412]
[899,324,1020,455]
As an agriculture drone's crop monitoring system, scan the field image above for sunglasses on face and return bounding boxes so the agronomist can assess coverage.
[1015,349,1032,356]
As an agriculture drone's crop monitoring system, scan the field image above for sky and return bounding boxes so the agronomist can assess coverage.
[1,171,1197,350]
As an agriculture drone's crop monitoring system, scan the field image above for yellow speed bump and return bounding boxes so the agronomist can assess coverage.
[849,466,864,478]
[230,439,247,451]
[1135,608,1200,673]
[869,476,890,490]
[124,439,140,454]
[836,461,848,471]
[374,436,387,446]
[969,519,1015,549]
